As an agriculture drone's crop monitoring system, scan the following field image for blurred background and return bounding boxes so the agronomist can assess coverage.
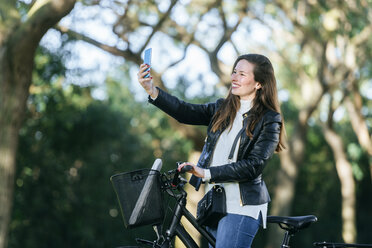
[0,0,371,247]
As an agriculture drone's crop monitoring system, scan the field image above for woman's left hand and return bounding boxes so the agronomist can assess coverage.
[178,162,205,178]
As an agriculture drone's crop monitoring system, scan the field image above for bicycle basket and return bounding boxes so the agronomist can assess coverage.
[110,169,164,228]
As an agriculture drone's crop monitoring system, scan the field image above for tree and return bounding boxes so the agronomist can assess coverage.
[0,1,76,247]
[2,0,371,247]
[9,47,193,247]
[56,1,250,245]
[252,1,372,246]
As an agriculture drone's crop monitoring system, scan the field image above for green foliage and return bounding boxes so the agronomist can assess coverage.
[9,47,193,248]
[7,1,372,247]
[291,122,372,246]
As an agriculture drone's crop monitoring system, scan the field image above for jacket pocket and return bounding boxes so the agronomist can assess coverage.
[239,180,270,205]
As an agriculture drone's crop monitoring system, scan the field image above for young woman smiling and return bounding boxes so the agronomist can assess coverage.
[138,54,286,248]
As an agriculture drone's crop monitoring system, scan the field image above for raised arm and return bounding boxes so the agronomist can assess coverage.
[137,63,222,126]
[149,88,222,126]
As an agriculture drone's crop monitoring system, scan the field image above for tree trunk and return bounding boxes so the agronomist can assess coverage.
[324,127,356,243]
[266,102,318,248]
[265,32,327,246]
[344,96,372,181]
[265,130,303,248]
[0,1,76,247]
[0,42,34,248]
[0,30,37,248]
[265,148,299,248]
[0,118,19,248]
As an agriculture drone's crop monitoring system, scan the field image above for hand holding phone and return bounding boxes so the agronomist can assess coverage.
[138,48,158,98]
[143,48,152,78]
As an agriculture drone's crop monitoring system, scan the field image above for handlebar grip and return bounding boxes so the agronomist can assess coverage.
[180,165,193,173]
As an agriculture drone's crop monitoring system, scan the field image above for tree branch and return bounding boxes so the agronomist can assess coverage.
[208,1,246,83]
[55,25,140,64]
[160,36,194,74]
[12,0,76,55]
[0,0,19,43]
[112,0,132,42]
[140,0,179,54]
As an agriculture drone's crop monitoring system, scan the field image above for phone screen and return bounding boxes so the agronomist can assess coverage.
[144,48,152,65]
[144,48,152,78]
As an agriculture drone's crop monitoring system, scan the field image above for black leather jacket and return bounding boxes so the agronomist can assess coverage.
[149,88,281,205]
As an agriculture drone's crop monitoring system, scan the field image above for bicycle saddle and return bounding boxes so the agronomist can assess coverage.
[267,215,317,232]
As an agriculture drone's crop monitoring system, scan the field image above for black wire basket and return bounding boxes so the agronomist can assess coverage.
[110,169,164,228]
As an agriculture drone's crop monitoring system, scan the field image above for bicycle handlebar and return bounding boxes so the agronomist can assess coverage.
[160,163,193,190]
[166,163,193,174]
[180,164,193,173]
[170,164,192,187]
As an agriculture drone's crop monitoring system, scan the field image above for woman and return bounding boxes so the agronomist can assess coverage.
[137,54,285,248]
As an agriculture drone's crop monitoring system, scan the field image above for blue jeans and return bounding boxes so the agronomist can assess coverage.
[208,213,261,248]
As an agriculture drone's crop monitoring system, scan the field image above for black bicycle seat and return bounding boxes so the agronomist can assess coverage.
[267,215,318,231]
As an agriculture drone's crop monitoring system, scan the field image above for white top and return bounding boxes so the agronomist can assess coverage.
[204,99,268,228]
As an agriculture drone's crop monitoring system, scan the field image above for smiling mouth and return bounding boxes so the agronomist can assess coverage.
[232,83,240,88]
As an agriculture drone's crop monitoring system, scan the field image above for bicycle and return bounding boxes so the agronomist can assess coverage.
[110,159,371,248]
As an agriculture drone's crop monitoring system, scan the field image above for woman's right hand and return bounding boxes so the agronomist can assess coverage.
[137,64,158,99]
[178,162,205,178]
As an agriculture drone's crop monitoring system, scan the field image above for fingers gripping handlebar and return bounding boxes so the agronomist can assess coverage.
[169,163,193,187]
[179,164,193,173]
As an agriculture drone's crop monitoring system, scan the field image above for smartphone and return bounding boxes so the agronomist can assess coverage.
[143,48,152,78]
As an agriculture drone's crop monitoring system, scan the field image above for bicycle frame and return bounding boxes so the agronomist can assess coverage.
[313,242,372,248]
[155,174,216,248]
[164,185,215,248]
[133,169,215,248]
[114,164,372,248]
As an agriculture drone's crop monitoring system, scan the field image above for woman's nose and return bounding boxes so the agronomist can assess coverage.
[231,73,237,81]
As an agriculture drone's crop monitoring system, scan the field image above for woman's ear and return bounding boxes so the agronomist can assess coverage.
[255,82,262,90]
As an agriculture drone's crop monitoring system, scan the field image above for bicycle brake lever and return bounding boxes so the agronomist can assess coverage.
[171,170,180,187]
[171,163,193,187]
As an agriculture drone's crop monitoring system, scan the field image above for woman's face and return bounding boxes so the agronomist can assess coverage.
[231,59,261,100]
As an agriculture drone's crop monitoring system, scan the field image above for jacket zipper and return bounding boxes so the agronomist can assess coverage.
[239,113,249,206]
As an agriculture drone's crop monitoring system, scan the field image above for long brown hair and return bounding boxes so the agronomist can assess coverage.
[211,54,286,152]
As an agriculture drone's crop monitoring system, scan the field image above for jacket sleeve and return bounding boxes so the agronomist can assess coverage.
[148,87,222,126]
[209,111,281,182]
